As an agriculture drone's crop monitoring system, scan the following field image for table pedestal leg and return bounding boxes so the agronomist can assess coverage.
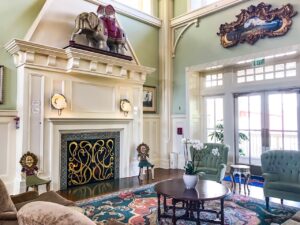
[221,198,224,225]
[172,199,176,225]
[157,194,161,221]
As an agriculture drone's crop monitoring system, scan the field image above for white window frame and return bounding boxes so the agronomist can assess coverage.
[203,96,224,143]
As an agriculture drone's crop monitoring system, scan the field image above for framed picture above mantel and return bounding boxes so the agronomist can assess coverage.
[143,86,156,113]
[0,65,3,104]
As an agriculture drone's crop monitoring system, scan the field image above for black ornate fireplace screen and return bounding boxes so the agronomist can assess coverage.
[67,138,115,188]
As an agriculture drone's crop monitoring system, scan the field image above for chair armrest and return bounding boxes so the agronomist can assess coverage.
[262,173,279,182]
[218,164,226,170]
[217,164,227,182]
[0,212,17,220]
[10,191,39,204]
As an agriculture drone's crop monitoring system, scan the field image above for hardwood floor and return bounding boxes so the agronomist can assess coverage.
[58,168,300,208]
[57,168,183,201]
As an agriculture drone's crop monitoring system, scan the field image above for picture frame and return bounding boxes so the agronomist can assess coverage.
[217,3,297,48]
[143,86,156,113]
[0,66,3,104]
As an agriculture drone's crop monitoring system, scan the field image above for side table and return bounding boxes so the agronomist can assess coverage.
[230,165,251,195]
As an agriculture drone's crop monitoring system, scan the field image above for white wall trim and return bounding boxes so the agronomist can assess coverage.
[143,114,160,119]
[171,0,249,28]
[24,0,53,41]
[86,0,162,27]
[0,110,18,117]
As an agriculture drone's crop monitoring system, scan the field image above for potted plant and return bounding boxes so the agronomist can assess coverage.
[208,123,248,156]
[182,138,203,189]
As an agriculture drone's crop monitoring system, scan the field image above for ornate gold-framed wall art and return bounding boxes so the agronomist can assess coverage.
[217,3,297,48]
[0,65,3,104]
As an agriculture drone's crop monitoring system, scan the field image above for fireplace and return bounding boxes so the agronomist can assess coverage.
[60,131,120,190]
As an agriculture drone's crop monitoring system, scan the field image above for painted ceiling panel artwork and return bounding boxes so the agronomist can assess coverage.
[217,3,297,48]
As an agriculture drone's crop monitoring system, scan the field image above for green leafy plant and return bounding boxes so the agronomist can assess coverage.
[208,123,248,156]
[184,160,202,175]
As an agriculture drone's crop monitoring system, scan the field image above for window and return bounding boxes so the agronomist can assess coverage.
[205,97,223,143]
[237,61,296,83]
[113,0,153,15]
[190,0,219,11]
[205,73,223,88]
[235,91,299,166]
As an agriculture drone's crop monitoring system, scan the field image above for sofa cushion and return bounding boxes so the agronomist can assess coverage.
[265,181,300,193]
[17,201,95,225]
[0,178,17,213]
[15,191,75,210]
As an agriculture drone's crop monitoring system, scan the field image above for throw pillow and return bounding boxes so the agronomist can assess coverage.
[17,201,95,225]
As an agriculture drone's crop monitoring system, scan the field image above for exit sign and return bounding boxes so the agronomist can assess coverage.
[252,58,265,67]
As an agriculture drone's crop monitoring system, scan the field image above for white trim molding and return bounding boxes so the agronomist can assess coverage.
[0,110,18,117]
[171,0,249,28]
[86,0,162,27]
[172,19,200,57]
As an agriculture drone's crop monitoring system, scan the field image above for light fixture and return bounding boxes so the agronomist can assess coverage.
[120,99,132,116]
[51,94,67,116]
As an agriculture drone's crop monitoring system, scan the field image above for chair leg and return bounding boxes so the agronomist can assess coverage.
[266,197,270,210]
[138,168,143,180]
[46,183,50,192]
[26,186,29,192]
[281,199,283,205]
[33,185,38,192]
[151,167,155,180]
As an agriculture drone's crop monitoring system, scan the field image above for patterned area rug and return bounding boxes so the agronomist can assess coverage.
[223,175,264,188]
[77,185,298,225]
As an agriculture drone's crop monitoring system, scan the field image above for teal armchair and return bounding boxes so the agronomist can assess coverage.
[190,143,229,183]
[261,150,300,209]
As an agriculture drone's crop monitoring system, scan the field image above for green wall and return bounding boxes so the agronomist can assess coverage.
[172,0,300,114]
[118,15,159,88]
[173,0,187,18]
[0,0,46,109]
[0,1,160,111]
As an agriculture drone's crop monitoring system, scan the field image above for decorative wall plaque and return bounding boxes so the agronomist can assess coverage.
[217,3,297,48]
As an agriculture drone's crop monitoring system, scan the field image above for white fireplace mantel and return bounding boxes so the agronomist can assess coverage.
[5,39,155,83]
[5,39,155,192]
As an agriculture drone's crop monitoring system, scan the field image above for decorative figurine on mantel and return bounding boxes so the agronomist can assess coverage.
[69,4,132,60]
[20,151,51,192]
[137,143,154,180]
[97,4,127,54]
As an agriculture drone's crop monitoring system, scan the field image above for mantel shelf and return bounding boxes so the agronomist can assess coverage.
[5,39,155,83]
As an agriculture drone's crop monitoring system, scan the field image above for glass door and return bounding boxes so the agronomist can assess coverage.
[235,94,263,165]
[267,92,298,151]
[235,90,299,166]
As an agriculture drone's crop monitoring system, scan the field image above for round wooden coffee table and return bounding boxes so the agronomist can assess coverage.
[154,178,229,225]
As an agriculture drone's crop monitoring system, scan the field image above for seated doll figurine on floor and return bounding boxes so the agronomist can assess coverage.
[20,151,51,192]
[137,143,154,180]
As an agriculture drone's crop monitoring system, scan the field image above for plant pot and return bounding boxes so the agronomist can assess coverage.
[183,174,199,189]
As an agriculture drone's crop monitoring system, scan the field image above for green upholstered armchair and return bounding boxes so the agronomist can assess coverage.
[190,143,229,183]
[261,150,300,209]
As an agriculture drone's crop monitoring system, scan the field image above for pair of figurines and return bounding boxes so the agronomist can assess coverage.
[137,143,154,180]
[19,152,51,192]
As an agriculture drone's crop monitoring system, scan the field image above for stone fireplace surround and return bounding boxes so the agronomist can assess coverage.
[49,119,128,190]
